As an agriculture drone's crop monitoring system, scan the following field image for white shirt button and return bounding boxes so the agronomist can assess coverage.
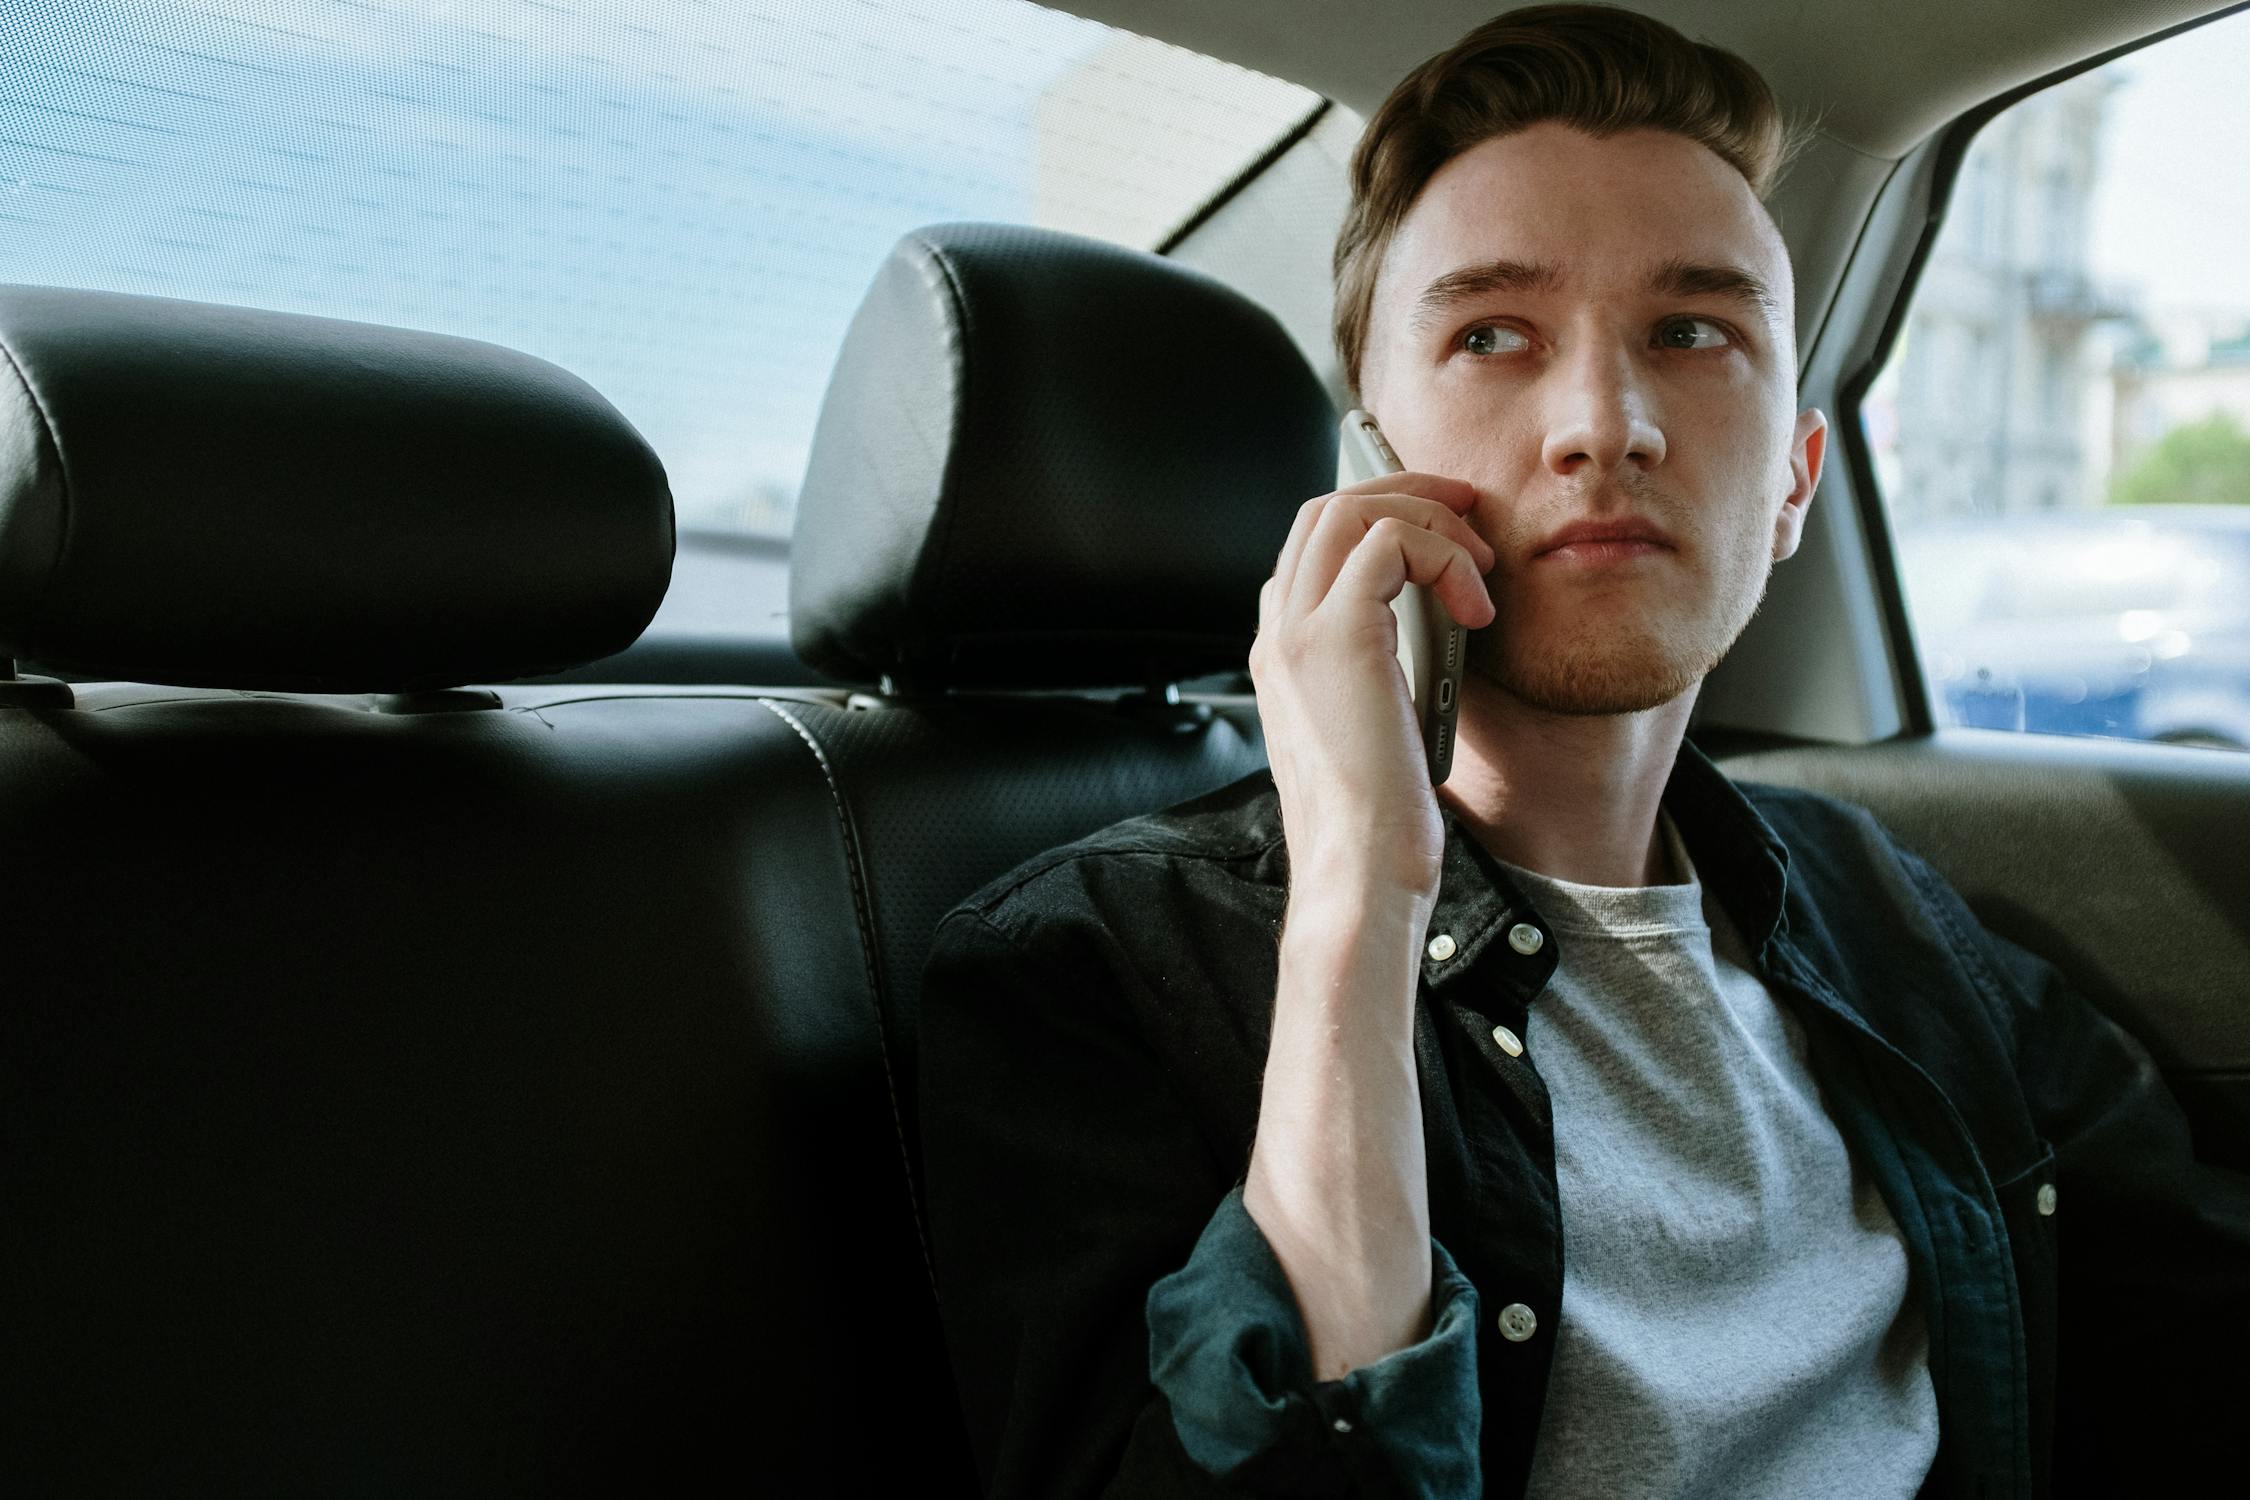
[1490,1024,1523,1057]
[1497,1302,1538,1342]
[1426,932,1456,962]
[1506,922,1544,955]
[2036,1183,2057,1216]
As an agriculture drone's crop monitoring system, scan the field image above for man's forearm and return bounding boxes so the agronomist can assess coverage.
[1242,861,1435,1383]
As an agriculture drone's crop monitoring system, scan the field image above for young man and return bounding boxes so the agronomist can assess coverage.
[919,7,2250,1498]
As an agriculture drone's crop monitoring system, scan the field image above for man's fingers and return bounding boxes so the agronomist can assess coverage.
[1282,495,1495,621]
[1324,517,1497,631]
[1336,470,1479,512]
[1272,475,1479,603]
[1270,494,1331,607]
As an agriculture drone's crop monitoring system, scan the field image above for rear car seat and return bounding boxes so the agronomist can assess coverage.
[0,226,1331,1496]
[0,288,928,1491]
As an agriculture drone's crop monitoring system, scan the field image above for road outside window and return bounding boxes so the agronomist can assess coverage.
[1862,12,2250,751]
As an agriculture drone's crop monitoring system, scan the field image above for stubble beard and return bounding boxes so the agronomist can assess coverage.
[1465,550,1774,717]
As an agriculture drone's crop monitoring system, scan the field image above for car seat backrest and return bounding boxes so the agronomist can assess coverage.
[1,681,893,1493]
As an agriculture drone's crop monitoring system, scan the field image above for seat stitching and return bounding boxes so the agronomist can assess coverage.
[755,696,940,1300]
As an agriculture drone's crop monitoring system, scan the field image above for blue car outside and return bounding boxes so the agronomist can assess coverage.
[1898,505,2250,750]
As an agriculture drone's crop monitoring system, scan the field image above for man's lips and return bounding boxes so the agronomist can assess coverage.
[1533,518,1677,561]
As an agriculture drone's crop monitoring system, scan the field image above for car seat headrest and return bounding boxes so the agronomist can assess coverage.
[0,284,673,692]
[788,222,1334,691]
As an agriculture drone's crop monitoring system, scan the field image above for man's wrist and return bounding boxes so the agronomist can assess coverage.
[1284,851,1435,928]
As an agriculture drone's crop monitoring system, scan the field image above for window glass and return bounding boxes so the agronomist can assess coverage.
[1862,12,2250,750]
[0,0,1319,535]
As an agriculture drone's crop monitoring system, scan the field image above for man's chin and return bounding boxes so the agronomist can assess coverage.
[1469,636,1709,718]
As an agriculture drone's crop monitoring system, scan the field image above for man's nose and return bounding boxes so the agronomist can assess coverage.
[1538,338,1666,477]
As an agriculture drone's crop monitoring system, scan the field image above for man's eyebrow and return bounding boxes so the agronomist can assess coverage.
[1647,257,1783,326]
[1409,258,1562,333]
[1407,255,1784,334]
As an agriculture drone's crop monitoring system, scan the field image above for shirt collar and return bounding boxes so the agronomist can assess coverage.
[1418,733,1794,994]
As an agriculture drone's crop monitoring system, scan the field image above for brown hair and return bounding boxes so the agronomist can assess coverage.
[1333,4,1801,396]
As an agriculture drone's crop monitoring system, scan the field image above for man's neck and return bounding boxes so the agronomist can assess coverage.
[1435,677,1698,890]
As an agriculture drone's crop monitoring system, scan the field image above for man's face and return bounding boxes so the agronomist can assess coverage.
[1360,122,1826,718]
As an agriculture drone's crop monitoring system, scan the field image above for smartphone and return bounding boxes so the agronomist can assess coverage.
[1337,409,1469,786]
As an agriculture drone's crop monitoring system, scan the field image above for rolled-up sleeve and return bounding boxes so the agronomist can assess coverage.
[1146,1184,1482,1497]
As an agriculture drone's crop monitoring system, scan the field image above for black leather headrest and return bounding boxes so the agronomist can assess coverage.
[0,285,673,692]
[788,223,1335,690]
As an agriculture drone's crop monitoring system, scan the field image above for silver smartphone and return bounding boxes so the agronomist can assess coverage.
[1337,409,1469,786]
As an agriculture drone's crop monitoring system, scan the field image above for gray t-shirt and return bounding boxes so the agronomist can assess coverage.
[1498,810,1940,1498]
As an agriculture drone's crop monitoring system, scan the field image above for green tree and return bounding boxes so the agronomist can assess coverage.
[2109,410,2250,507]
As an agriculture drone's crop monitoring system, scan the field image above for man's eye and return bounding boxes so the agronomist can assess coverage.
[1461,323,1529,357]
[1657,317,1733,350]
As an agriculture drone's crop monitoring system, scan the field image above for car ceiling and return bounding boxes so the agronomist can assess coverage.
[1054,0,2235,159]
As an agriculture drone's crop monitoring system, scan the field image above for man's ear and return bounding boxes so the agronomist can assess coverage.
[1773,409,1827,563]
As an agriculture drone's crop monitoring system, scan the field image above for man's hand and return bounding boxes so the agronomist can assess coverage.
[1249,471,1495,899]
[1241,468,1494,1383]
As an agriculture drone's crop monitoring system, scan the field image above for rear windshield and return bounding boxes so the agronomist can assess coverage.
[0,0,1320,537]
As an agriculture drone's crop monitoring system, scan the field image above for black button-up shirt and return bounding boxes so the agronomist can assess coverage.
[918,735,2250,1498]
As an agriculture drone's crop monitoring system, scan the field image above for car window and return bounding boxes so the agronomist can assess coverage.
[0,0,1319,538]
[1860,9,2250,751]
[1902,522,2250,623]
